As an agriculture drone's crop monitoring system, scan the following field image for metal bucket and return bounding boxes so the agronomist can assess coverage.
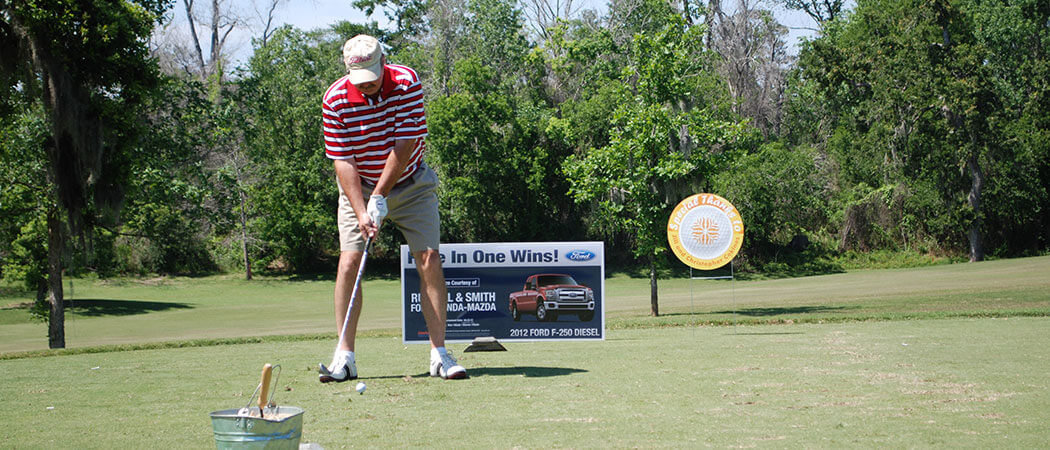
[209,406,304,449]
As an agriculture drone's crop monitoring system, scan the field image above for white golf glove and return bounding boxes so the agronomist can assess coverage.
[367,194,387,225]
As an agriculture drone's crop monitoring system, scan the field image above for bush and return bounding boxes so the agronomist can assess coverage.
[711,142,831,258]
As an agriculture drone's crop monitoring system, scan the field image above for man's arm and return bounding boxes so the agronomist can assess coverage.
[371,138,419,197]
[334,159,378,238]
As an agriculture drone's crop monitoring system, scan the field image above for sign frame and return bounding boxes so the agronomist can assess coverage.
[667,193,745,270]
[400,241,606,344]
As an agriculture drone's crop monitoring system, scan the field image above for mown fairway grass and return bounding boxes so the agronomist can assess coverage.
[2,255,1049,355]
[2,319,1048,448]
[1,256,1049,447]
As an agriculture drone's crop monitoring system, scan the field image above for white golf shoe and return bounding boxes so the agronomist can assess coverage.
[319,350,357,383]
[429,348,467,380]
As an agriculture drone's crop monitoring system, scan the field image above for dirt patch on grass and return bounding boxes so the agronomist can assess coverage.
[539,417,599,423]
[975,412,1005,419]
[98,277,172,287]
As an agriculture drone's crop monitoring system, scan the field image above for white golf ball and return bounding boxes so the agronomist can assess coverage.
[355,382,366,394]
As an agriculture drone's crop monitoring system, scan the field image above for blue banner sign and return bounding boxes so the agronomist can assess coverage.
[401,242,605,343]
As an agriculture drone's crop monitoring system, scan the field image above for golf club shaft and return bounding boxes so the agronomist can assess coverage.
[335,237,371,352]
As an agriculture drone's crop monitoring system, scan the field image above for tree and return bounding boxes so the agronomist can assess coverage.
[520,0,586,41]
[151,0,301,279]
[417,0,532,96]
[534,11,620,106]
[607,0,681,46]
[0,101,53,322]
[237,23,385,270]
[1,0,166,347]
[254,0,288,48]
[779,0,847,29]
[966,0,1050,255]
[795,0,1050,261]
[709,0,793,137]
[710,142,830,262]
[351,0,428,47]
[426,58,582,243]
[153,0,238,84]
[564,17,752,316]
[118,78,221,275]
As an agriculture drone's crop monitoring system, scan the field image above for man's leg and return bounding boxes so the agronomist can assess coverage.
[414,248,447,348]
[320,249,364,383]
[416,248,467,379]
[334,250,365,351]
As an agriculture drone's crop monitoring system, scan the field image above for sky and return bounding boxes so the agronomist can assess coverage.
[209,0,820,68]
[206,0,383,67]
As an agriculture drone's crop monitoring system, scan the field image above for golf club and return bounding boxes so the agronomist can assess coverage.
[318,236,372,382]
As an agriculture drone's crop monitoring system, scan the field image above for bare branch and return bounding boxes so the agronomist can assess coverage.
[260,0,283,47]
[182,0,207,77]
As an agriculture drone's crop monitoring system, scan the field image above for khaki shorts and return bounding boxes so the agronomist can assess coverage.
[337,164,441,253]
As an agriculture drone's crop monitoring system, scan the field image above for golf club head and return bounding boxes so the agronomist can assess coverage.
[318,363,355,383]
[318,363,337,383]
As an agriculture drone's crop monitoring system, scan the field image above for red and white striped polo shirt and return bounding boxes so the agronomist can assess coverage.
[322,64,428,185]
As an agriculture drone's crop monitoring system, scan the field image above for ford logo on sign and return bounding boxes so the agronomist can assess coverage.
[567,250,596,261]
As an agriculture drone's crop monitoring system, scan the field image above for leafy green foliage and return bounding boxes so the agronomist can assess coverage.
[1,0,168,228]
[795,0,1050,260]
[416,0,589,244]
[4,0,1050,288]
[2,218,49,322]
[0,100,52,320]
[711,142,830,254]
[565,18,751,263]
[427,58,582,243]
[237,25,380,271]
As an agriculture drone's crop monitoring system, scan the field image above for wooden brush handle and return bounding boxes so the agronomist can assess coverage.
[258,363,273,411]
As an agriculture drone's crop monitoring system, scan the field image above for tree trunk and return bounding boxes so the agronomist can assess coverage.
[231,158,253,280]
[47,209,65,349]
[966,149,984,262]
[210,0,220,69]
[238,187,252,280]
[935,0,984,262]
[182,0,207,78]
[649,258,659,317]
[704,0,722,49]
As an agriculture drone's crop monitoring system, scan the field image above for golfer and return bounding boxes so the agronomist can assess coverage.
[319,34,466,382]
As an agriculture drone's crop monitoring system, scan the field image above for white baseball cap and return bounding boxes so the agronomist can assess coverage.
[343,35,383,84]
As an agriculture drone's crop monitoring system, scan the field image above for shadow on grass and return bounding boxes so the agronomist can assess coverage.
[285,271,401,283]
[712,305,856,316]
[376,366,588,380]
[654,305,856,319]
[727,331,806,335]
[458,366,589,378]
[65,299,194,317]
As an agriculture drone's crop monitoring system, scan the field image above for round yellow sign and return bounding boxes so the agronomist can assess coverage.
[667,194,744,270]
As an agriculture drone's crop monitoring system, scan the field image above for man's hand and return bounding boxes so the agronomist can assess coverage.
[367,195,388,225]
[358,213,379,239]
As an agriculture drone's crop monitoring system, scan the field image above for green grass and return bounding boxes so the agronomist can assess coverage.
[0,303,33,325]
[0,274,403,355]
[2,256,1049,355]
[831,248,967,270]
[1,256,1049,447]
[1,318,1048,448]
